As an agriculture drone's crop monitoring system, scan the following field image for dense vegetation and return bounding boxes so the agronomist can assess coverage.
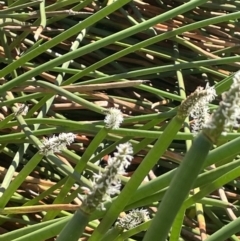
[1,0,240,240]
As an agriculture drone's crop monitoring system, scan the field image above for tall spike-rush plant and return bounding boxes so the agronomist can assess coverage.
[143,72,240,241]
[88,88,216,240]
[55,77,216,240]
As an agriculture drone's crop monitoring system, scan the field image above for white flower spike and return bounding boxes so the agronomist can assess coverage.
[104,108,123,129]
[116,208,150,230]
[203,71,240,143]
[190,83,217,134]
[39,133,76,155]
[178,83,216,121]
[81,142,133,213]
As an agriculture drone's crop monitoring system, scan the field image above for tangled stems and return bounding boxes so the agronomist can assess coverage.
[143,71,240,241]
[56,142,133,241]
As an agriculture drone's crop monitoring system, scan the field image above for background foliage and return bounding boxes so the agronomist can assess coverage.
[1,0,240,240]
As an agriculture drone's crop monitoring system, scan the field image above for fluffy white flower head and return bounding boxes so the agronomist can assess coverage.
[81,142,133,213]
[116,208,150,230]
[190,83,216,134]
[104,108,123,129]
[203,71,240,143]
[178,83,216,120]
[39,132,76,155]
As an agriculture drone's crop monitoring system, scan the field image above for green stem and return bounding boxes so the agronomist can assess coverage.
[204,216,240,241]
[0,0,133,81]
[89,116,184,241]
[43,128,108,221]
[143,133,212,241]
[56,209,90,241]
[0,152,43,208]
[39,0,46,28]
